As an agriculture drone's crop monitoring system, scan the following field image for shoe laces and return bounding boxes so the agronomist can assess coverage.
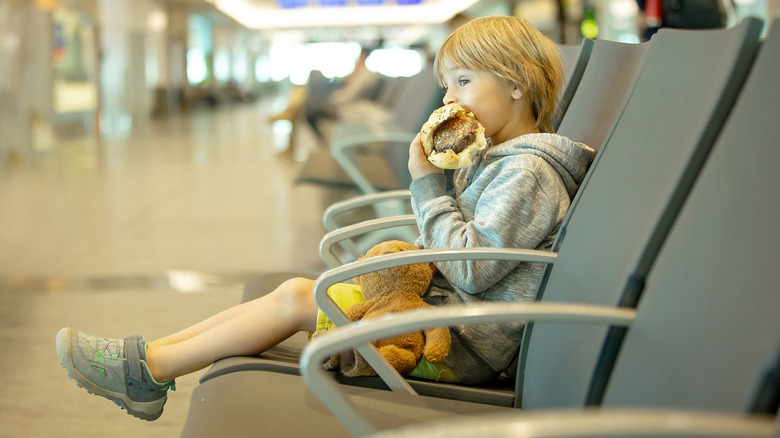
[87,335,124,359]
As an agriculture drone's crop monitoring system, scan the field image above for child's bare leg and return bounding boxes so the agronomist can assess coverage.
[145,277,317,382]
[150,277,315,347]
[55,277,318,421]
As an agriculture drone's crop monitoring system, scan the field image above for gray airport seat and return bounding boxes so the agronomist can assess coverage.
[556,39,649,154]
[560,40,594,84]
[299,19,780,434]
[518,17,762,410]
[554,38,594,130]
[179,19,766,437]
[297,38,596,195]
[530,39,650,309]
[320,36,646,259]
[295,38,632,261]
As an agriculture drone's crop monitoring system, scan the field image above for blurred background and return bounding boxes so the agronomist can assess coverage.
[0,0,774,162]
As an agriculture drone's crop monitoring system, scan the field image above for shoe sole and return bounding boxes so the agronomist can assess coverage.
[55,328,166,421]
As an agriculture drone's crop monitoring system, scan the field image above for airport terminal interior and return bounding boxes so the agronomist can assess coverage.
[1,0,778,436]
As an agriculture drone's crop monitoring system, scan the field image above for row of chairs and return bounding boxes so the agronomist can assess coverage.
[180,18,779,437]
[315,32,646,264]
[296,36,595,196]
[296,32,610,200]
[299,35,609,264]
[296,62,445,256]
[296,36,601,259]
[294,61,442,195]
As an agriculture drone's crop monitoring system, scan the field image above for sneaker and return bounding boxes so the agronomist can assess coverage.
[55,327,175,421]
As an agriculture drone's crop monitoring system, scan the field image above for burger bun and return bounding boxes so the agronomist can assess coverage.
[420,104,487,169]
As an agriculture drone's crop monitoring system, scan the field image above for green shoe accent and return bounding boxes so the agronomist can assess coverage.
[140,360,176,391]
[91,350,107,376]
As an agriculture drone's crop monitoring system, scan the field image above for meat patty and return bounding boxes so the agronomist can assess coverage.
[432,114,479,154]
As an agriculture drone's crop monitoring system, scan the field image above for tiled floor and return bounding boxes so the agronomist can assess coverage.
[0,98,355,437]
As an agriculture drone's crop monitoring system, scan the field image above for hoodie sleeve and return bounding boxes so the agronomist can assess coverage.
[410,158,559,295]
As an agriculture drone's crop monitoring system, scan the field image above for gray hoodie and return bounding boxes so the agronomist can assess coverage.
[410,133,594,383]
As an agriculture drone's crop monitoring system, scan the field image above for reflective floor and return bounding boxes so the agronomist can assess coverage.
[0,97,354,437]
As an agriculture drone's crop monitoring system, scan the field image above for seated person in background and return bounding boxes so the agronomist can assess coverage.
[270,46,381,150]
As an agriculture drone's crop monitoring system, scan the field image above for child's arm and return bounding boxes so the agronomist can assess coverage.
[411,167,555,294]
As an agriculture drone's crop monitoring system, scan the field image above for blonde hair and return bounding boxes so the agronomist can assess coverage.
[434,15,564,133]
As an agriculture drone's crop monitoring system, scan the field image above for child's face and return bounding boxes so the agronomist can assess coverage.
[440,67,525,145]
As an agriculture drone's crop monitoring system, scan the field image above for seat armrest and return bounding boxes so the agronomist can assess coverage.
[315,247,558,322]
[307,247,561,434]
[321,190,414,262]
[322,189,412,232]
[301,301,635,437]
[319,215,418,267]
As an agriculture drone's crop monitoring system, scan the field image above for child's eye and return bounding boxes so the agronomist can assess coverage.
[458,79,469,86]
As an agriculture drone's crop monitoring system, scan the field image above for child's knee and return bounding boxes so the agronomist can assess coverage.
[279,277,315,295]
[276,277,316,318]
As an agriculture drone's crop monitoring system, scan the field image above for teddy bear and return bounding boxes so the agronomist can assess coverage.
[314,240,451,377]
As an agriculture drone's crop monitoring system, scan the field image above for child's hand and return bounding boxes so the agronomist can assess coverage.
[408,133,444,181]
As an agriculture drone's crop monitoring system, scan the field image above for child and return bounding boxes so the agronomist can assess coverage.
[55,15,595,421]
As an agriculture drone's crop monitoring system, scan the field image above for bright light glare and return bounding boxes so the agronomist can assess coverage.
[187,47,208,85]
[207,0,480,29]
[147,9,168,31]
[213,49,231,83]
[269,41,362,85]
[308,42,362,78]
[233,47,248,82]
[366,48,423,77]
[255,56,272,82]
[272,120,293,151]
[609,0,639,18]
[167,270,206,293]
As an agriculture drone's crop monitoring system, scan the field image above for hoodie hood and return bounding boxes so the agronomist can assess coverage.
[479,133,594,198]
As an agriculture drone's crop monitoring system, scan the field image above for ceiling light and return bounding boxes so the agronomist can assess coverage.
[205,0,479,29]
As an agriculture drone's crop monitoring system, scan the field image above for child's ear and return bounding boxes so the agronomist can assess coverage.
[511,86,523,100]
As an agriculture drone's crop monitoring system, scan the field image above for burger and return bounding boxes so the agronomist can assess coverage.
[420,104,487,169]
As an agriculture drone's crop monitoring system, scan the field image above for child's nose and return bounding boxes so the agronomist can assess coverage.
[442,92,456,106]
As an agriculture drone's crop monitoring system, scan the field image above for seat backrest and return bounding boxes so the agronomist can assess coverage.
[376,76,410,108]
[517,18,763,409]
[512,40,651,315]
[557,39,649,154]
[521,39,650,371]
[554,39,595,130]
[390,64,442,132]
[559,40,593,83]
[602,21,780,412]
[384,65,442,188]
